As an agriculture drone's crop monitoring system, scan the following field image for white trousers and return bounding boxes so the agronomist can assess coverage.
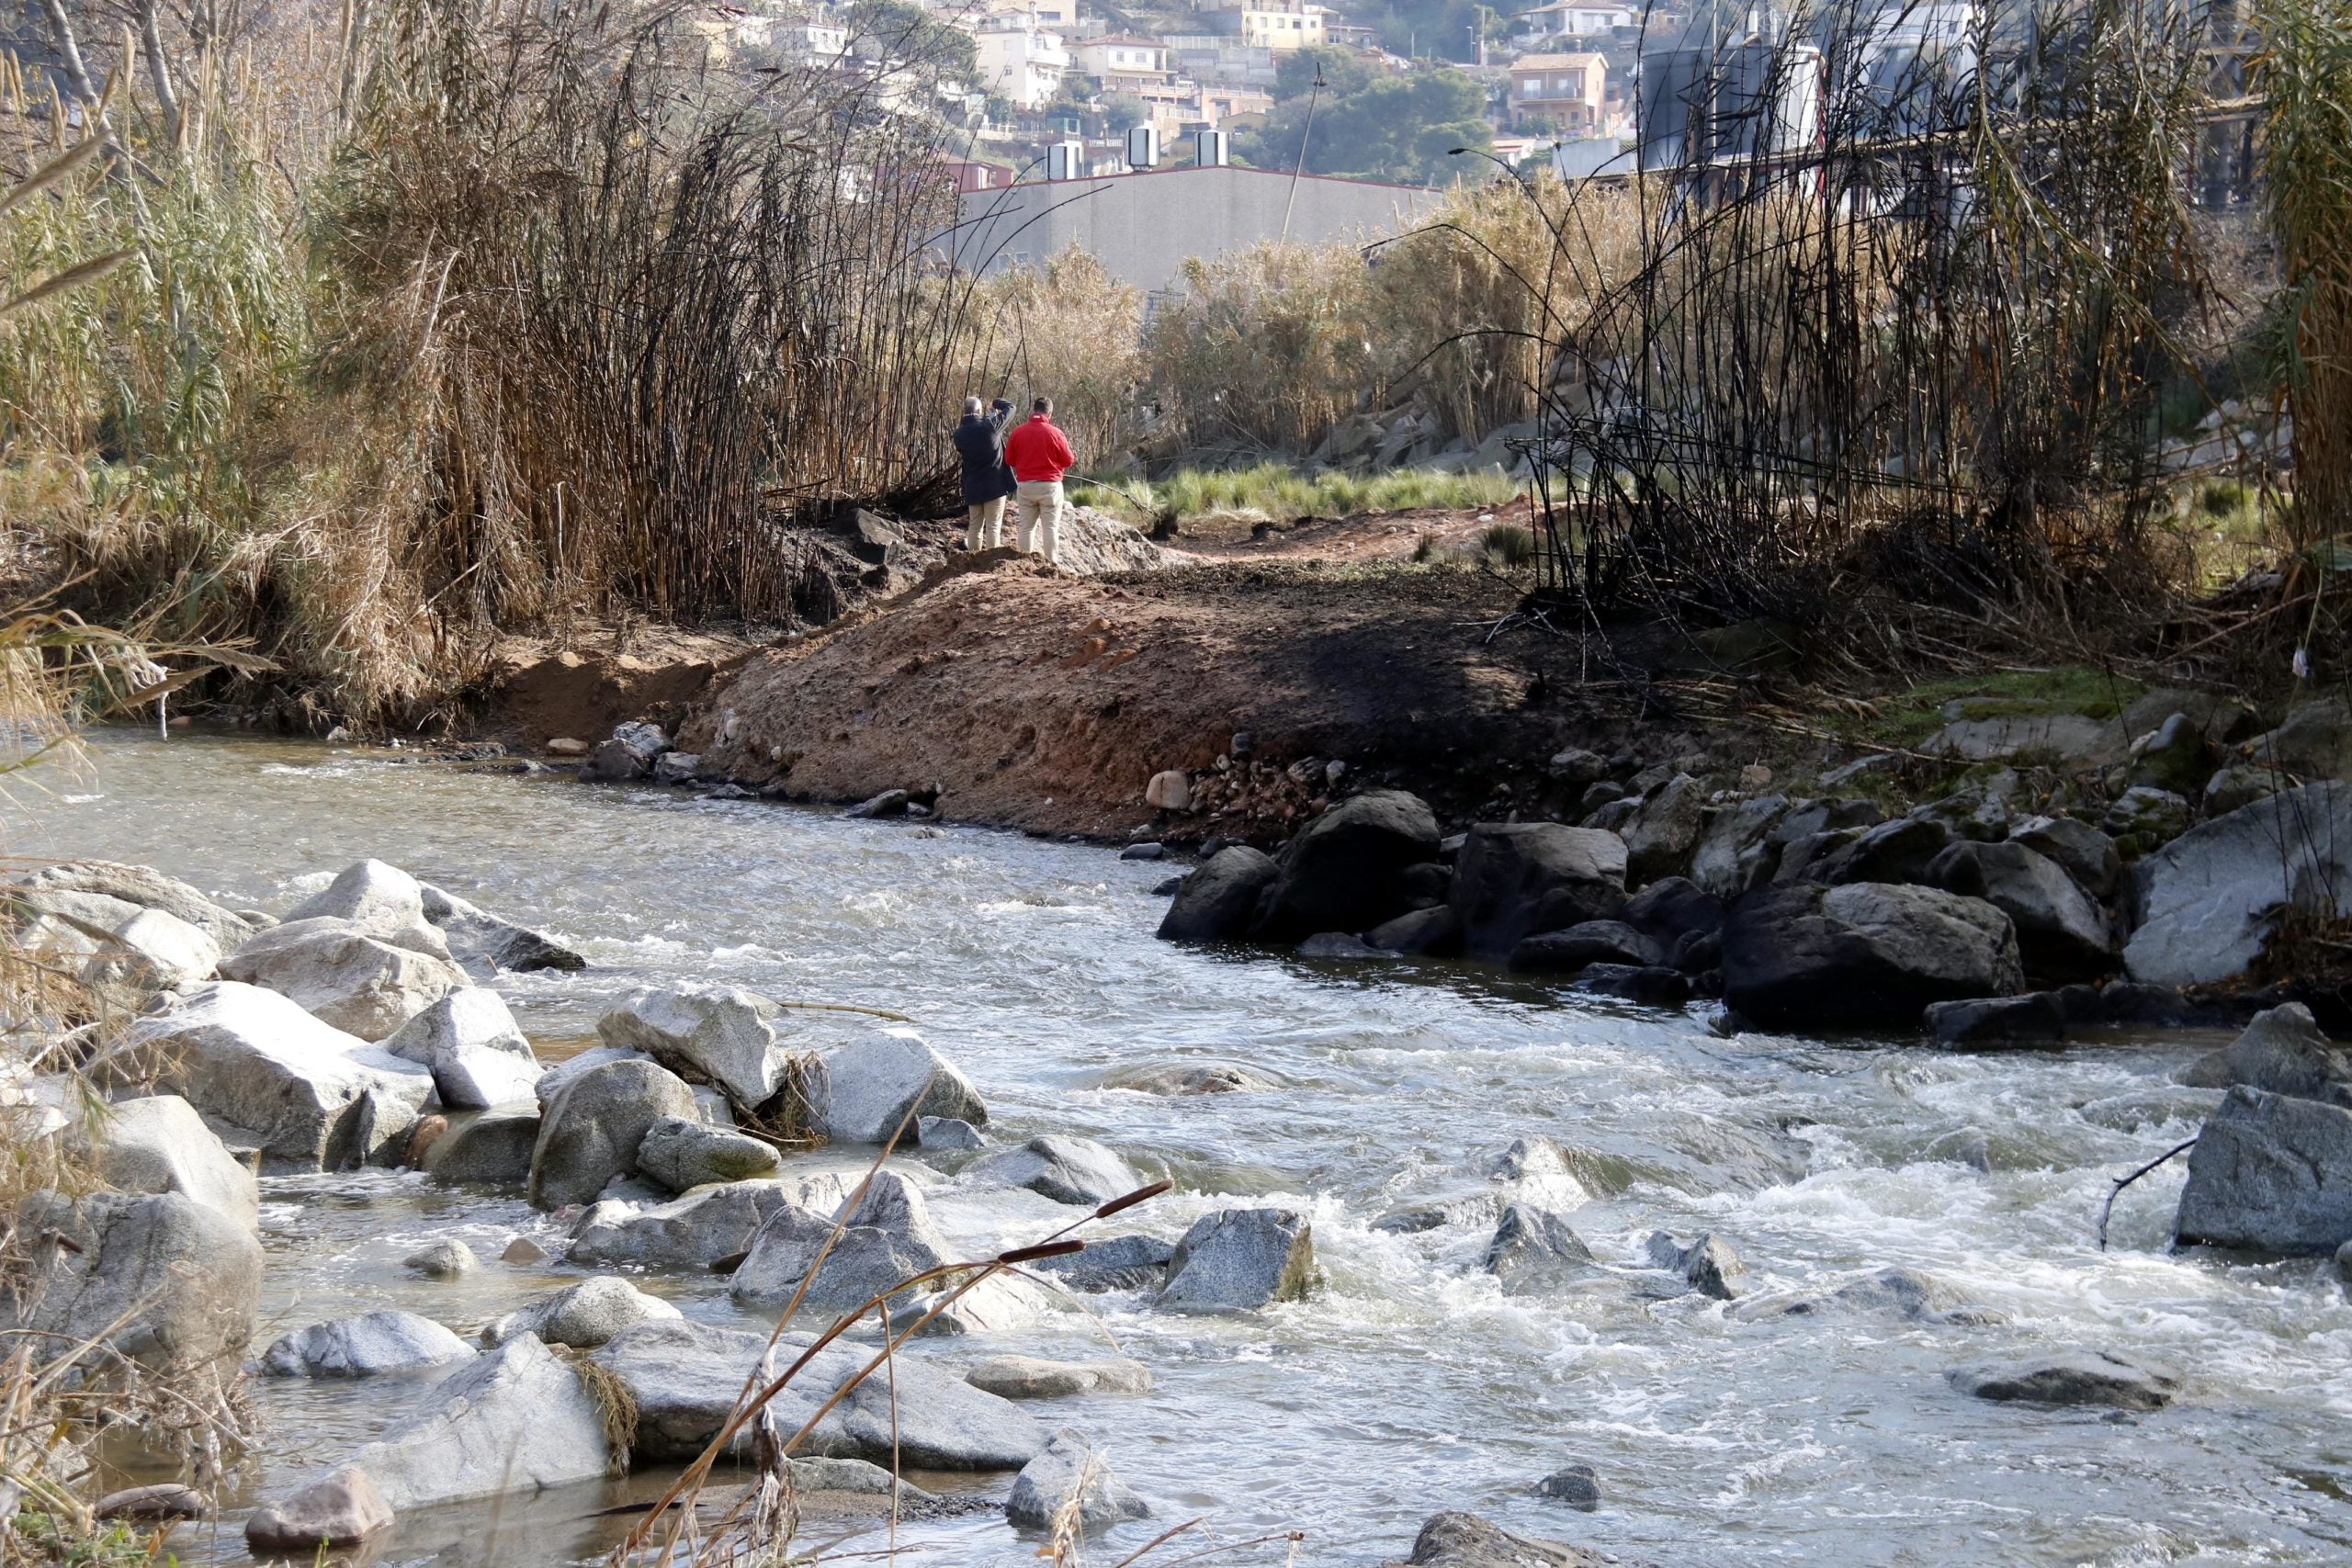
[967,495,1006,552]
[1014,480,1063,565]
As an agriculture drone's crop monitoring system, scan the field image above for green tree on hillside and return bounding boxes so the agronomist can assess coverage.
[1236,61,1492,185]
[845,0,978,83]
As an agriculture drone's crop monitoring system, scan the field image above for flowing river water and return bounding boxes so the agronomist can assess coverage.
[13,731,2352,1566]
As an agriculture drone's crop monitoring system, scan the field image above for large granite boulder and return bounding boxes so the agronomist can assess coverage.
[74,1093,257,1229]
[343,1333,614,1509]
[1005,1429,1150,1532]
[966,1134,1140,1206]
[8,1190,262,1374]
[1688,795,1790,898]
[528,1057,700,1209]
[424,1102,541,1187]
[2008,815,2122,900]
[16,860,255,948]
[1450,823,1628,960]
[2175,1086,2352,1254]
[807,1032,989,1144]
[590,1316,1046,1468]
[259,1310,473,1377]
[1814,818,1953,887]
[568,1178,833,1269]
[728,1171,952,1318]
[219,918,469,1040]
[1250,791,1441,942]
[2127,783,2352,987]
[282,860,448,954]
[381,988,541,1110]
[74,906,220,1006]
[1156,847,1278,943]
[417,881,584,974]
[597,983,796,1111]
[2183,1003,2352,1107]
[95,981,435,1171]
[1928,840,2114,981]
[1156,1208,1316,1313]
[482,1277,682,1349]
[1722,882,2024,1029]
[634,1117,780,1192]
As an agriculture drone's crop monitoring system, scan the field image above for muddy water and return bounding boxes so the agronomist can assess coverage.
[15,731,2352,1566]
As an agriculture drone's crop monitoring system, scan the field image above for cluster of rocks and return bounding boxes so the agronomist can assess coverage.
[3,855,1327,1557]
[1151,697,2352,1045]
[2171,1002,2352,1267]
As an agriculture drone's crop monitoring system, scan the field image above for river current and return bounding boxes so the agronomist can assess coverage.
[13,731,2351,1566]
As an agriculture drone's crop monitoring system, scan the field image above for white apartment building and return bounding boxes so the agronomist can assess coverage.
[1512,2,1636,42]
[1074,36,1173,85]
[972,14,1070,107]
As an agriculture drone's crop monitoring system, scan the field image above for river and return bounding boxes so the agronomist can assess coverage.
[14,731,2351,1565]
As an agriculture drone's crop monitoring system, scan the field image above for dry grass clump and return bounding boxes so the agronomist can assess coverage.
[965,247,1146,471]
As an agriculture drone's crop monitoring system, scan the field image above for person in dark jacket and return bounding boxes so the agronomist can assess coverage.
[954,396,1017,551]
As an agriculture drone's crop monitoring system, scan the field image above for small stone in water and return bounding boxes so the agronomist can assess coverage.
[1532,1463,1600,1510]
[403,1239,477,1279]
[501,1235,550,1265]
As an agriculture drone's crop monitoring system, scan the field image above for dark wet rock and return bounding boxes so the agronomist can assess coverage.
[1722,882,2024,1030]
[1027,1233,1173,1292]
[1669,929,1723,973]
[424,1102,541,1188]
[844,788,911,818]
[1398,862,1453,906]
[260,1310,473,1377]
[1619,773,1708,884]
[1946,1350,2181,1410]
[1005,1429,1151,1532]
[1121,841,1165,862]
[1928,840,2113,982]
[1510,919,1662,974]
[1157,1208,1316,1312]
[1387,1510,1616,1567]
[967,1134,1141,1206]
[2050,984,2106,1029]
[2175,1086,2352,1254]
[1450,823,1629,960]
[1925,993,2066,1048]
[583,720,669,782]
[1532,1464,1600,1510]
[1774,827,1865,884]
[1373,1194,1503,1235]
[1150,874,1185,897]
[1484,1202,1597,1295]
[1620,875,1725,943]
[636,1117,780,1192]
[483,1276,681,1349]
[1298,931,1400,960]
[244,1468,393,1555]
[1572,964,1692,1006]
[1099,1063,1277,1096]
[2183,1003,2352,1107]
[1249,790,1441,942]
[1645,1230,1747,1300]
[1366,905,1461,955]
[2098,982,2195,1027]
[528,1058,699,1209]
[2007,815,2123,901]
[9,1190,261,1374]
[1815,818,1954,887]
[1156,846,1278,942]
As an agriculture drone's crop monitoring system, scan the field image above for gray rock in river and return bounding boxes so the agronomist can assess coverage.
[1097,1061,1279,1096]
[219,917,471,1041]
[2126,783,2352,986]
[1509,919,1662,973]
[345,1333,614,1508]
[1924,993,2066,1048]
[569,1176,844,1269]
[598,982,796,1111]
[17,859,255,948]
[807,1031,989,1144]
[635,1116,781,1191]
[1813,817,1954,888]
[1946,1350,2181,1411]
[2007,815,2122,901]
[1365,904,1461,955]
[529,1057,700,1209]
[1928,840,2114,982]
[424,1102,541,1188]
[1157,1208,1316,1313]
[1450,822,1628,960]
[2175,1085,2352,1254]
[482,1276,680,1349]
[967,1134,1141,1206]
[1645,1230,1748,1300]
[260,1310,473,1377]
[591,1316,1046,1468]
[243,1467,393,1556]
[8,1190,262,1375]
[1744,1266,2006,1325]
[1296,931,1400,960]
[966,1354,1151,1399]
[1157,845,1278,942]
[2182,1003,2352,1108]
[1005,1429,1151,1532]
[1026,1233,1173,1292]
[920,1114,988,1148]
[1532,1463,1600,1510]
[417,880,585,973]
[1484,1203,1598,1296]
[381,987,541,1109]
[1620,773,1708,884]
[1250,790,1442,942]
[729,1170,947,1314]
[1721,882,2024,1030]
[1385,1509,1619,1566]
[282,859,450,954]
[583,720,670,783]
[98,980,435,1171]
[402,1238,478,1278]
[72,1093,258,1230]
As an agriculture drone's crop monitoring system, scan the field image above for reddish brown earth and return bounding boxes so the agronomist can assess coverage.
[477,506,1743,840]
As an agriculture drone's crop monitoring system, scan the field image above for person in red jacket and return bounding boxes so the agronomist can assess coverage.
[1002,397,1075,567]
